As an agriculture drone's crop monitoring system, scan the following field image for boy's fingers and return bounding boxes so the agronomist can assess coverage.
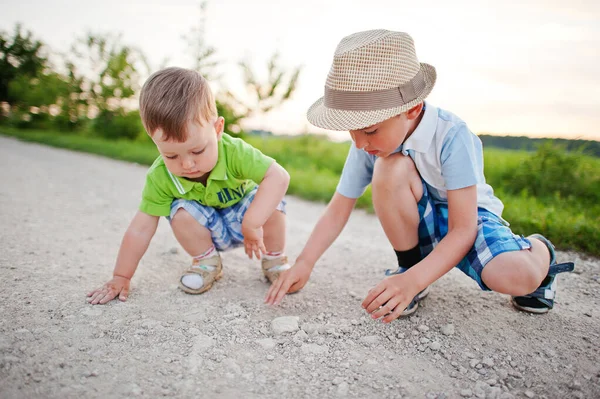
[88,291,103,304]
[98,289,117,305]
[371,296,400,320]
[119,287,129,301]
[365,290,392,314]
[382,302,406,323]
[274,278,294,305]
[266,275,285,304]
[361,284,385,309]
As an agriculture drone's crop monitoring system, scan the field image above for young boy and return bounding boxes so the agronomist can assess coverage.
[265,30,574,321]
[88,67,291,305]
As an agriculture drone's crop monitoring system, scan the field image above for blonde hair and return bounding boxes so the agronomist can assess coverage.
[139,67,217,141]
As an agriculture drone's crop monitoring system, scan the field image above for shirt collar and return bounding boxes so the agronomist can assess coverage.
[167,138,228,194]
[400,101,438,155]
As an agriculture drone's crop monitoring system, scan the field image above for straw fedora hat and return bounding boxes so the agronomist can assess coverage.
[307,29,436,131]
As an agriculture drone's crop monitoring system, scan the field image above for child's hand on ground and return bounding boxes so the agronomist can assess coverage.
[361,274,420,323]
[86,276,130,305]
[264,261,312,305]
[242,224,266,259]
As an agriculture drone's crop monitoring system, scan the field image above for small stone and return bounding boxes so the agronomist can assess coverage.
[360,335,380,346]
[301,323,322,334]
[482,357,494,367]
[470,359,480,368]
[256,338,276,350]
[332,376,344,385]
[460,389,473,397]
[441,324,455,336]
[169,247,179,254]
[266,355,274,361]
[497,369,509,380]
[429,342,441,351]
[271,316,299,335]
[337,382,349,396]
[524,391,535,398]
[294,330,308,341]
[187,328,200,336]
[417,324,430,332]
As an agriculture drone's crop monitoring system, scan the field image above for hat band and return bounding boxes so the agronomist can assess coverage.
[324,69,426,111]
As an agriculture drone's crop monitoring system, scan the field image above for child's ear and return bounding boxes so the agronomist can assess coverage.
[214,116,225,139]
[406,103,424,120]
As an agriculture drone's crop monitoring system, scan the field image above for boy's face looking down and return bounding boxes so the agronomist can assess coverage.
[151,117,224,181]
[349,103,424,158]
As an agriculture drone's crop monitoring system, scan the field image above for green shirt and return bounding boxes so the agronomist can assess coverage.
[139,133,274,216]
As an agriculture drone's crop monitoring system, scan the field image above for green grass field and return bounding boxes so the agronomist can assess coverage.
[3,127,599,257]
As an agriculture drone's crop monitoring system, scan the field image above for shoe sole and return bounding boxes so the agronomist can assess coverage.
[510,297,550,314]
[179,270,223,295]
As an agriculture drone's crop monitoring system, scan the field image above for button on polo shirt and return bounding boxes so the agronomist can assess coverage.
[139,133,274,216]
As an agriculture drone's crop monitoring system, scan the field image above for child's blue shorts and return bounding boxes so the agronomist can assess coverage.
[417,182,531,290]
[168,187,286,251]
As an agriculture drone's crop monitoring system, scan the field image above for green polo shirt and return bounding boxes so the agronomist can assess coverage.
[139,133,275,216]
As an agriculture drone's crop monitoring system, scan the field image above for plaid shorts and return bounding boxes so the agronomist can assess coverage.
[417,182,531,290]
[168,187,286,251]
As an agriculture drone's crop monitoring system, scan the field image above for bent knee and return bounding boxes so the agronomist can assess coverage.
[170,207,194,225]
[482,254,543,295]
[372,153,421,195]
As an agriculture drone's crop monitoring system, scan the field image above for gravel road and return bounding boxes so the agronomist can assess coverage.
[1,135,599,398]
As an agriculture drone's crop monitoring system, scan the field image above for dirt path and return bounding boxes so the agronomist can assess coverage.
[0,136,599,398]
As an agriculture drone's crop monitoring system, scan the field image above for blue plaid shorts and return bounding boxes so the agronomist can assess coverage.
[417,182,531,290]
[168,187,286,251]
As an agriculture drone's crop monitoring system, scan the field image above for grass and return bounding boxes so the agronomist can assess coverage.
[2,126,599,257]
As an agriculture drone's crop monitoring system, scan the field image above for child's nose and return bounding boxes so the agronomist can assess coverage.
[354,134,368,150]
[182,157,195,169]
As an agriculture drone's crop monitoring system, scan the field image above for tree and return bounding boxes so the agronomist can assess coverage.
[236,52,301,117]
[0,24,49,118]
[66,33,149,138]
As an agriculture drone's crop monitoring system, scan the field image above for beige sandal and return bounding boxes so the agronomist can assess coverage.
[261,256,291,284]
[179,254,223,294]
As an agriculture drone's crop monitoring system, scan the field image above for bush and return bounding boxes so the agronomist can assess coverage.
[93,109,144,140]
[502,142,600,205]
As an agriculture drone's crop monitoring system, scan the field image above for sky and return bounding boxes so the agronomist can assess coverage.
[2,0,600,141]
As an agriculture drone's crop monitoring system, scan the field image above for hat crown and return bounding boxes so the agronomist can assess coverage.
[326,30,421,92]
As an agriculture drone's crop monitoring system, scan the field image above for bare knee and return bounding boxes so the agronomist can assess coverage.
[482,252,545,295]
[372,153,422,200]
[171,207,193,225]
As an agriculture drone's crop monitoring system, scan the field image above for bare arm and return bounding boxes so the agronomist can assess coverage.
[243,162,290,229]
[113,211,160,279]
[87,211,159,304]
[265,192,357,305]
[295,191,358,268]
[405,184,478,291]
[363,185,478,322]
[241,162,290,258]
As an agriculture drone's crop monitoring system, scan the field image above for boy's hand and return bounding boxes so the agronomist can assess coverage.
[242,224,266,259]
[264,261,312,305]
[362,274,420,323]
[86,276,130,305]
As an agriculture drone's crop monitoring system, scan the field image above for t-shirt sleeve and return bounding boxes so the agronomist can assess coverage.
[139,173,174,217]
[336,143,375,198]
[440,123,482,190]
[228,138,275,182]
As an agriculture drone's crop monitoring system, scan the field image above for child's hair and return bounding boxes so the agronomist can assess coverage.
[139,67,217,141]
